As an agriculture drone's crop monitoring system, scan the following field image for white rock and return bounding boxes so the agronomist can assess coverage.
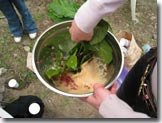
[24,46,30,52]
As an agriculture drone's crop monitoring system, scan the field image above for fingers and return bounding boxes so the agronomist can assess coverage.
[80,95,99,109]
[93,83,105,90]
[94,82,117,94]
[69,21,93,42]
[86,95,99,108]
[110,82,117,94]
[79,83,116,109]
[93,83,111,96]
[80,97,87,102]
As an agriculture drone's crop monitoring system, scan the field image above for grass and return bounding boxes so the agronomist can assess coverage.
[0,23,37,89]
[33,13,46,22]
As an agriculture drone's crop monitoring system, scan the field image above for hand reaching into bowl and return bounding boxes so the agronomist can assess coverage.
[80,83,117,109]
[69,21,93,42]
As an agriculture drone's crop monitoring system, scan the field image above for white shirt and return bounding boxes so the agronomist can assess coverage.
[75,0,127,33]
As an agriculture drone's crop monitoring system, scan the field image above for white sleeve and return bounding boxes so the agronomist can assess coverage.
[75,0,127,33]
[99,94,150,118]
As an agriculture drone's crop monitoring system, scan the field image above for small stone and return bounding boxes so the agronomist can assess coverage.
[0,67,7,76]
[0,86,5,93]
[24,46,31,52]
[13,53,18,57]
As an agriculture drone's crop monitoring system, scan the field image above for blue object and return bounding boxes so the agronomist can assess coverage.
[142,44,151,54]
[117,67,128,90]
[0,0,37,37]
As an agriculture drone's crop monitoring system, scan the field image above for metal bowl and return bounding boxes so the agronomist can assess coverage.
[32,20,124,97]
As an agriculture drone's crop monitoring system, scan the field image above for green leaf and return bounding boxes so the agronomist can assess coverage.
[90,19,112,45]
[47,0,80,23]
[44,31,77,53]
[46,67,63,79]
[93,39,112,64]
[43,19,113,80]
[66,53,78,70]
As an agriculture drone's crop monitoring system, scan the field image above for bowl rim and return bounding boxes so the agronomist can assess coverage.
[32,20,124,97]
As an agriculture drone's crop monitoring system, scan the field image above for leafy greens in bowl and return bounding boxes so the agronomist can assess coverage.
[32,20,123,97]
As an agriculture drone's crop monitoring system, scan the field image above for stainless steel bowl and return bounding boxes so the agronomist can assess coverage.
[32,20,124,97]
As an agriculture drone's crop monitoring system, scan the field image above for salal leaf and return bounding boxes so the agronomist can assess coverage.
[93,39,112,64]
[66,53,77,70]
[66,49,78,70]
[46,67,63,79]
[90,20,111,45]
[47,0,80,23]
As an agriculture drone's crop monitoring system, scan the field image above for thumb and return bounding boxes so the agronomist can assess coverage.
[93,83,105,90]
[110,82,117,94]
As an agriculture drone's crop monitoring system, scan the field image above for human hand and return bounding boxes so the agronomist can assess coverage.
[80,83,117,109]
[69,21,93,42]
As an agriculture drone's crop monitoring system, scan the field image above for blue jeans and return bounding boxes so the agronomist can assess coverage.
[0,0,37,37]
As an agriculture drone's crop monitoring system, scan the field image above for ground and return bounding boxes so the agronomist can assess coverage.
[0,0,157,118]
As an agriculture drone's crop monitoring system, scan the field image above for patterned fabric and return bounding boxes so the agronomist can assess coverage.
[117,47,157,117]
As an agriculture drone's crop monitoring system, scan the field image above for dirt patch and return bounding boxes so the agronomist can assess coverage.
[0,0,157,118]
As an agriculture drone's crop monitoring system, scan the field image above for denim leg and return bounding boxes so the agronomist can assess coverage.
[11,0,37,34]
[0,0,23,37]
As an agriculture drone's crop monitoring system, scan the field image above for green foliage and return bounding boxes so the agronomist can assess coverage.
[92,39,112,64]
[43,31,77,53]
[46,67,63,79]
[90,20,112,45]
[43,20,113,79]
[48,0,80,23]
[66,51,78,70]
